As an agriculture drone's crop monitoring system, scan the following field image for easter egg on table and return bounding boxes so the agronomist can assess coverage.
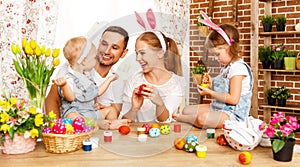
[174,138,186,150]
[149,128,160,137]
[52,122,66,134]
[239,151,252,165]
[118,125,131,135]
[152,123,160,128]
[184,140,199,153]
[186,134,198,143]
[142,123,151,134]
[160,125,171,135]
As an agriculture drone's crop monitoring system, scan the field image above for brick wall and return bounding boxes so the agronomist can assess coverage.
[190,0,300,119]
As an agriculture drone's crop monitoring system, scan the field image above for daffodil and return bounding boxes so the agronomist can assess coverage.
[0,112,10,123]
[30,128,39,138]
[28,107,36,115]
[9,97,18,106]
[34,113,44,127]
[0,124,10,133]
[48,110,57,120]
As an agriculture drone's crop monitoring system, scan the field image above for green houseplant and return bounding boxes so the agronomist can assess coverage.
[271,44,286,69]
[258,45,272,69]
[197,14,210,36]
[275,15,287,31]
[192,65,206,85]
[284,50,298,70]
[275,86,291,107]
[262,15,275,32]
[265,87,277,105]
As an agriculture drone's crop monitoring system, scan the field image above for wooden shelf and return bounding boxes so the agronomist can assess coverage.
[259,31,300,36]
[260,104,300,111]
[259,69,300,72]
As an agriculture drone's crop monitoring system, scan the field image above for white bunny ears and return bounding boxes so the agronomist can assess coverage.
[135,8,166,52]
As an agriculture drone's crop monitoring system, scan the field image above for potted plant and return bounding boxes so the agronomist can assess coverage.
[259,112,299,162]
[271,44,286,69]
[275,15,287,31]
[197,14,210,36]
[192,64,206,85]
[0,93,56,154]
[275,86,291,107]
[284,50,298,70]
[258,45,272,69]
[265,87,277,105]
[262,14,275,32]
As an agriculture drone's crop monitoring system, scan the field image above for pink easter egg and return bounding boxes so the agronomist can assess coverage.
[142,123,152,134]
[52,122,66,134]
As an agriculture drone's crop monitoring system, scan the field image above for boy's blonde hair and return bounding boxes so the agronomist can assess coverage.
[63,36,87,65]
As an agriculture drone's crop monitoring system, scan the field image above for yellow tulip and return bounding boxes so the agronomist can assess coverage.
[53,58,60,66]
[11,44,17,55]
[35,46,42,56]
[45,48,51,57]
[16,44,21,54]
[25,43,33,55]
[41,45,45,54]
[52,48,60,58]
[30,39,36,50]
[22,38,27,48]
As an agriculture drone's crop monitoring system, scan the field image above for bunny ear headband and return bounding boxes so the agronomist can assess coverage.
[135,8,166,52]
[198,11,234,46]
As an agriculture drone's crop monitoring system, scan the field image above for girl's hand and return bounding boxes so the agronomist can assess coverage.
[197,84,211,96]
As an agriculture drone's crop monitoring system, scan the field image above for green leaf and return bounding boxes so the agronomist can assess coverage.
[272,139,285,153]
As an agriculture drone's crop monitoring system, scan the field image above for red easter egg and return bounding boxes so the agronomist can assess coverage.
[142,123,151,134]
[72,117,85,133]
[52,122,66,134]
[118,125,131,135]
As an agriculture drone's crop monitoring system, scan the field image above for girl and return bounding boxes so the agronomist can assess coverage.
[173,23,253,128]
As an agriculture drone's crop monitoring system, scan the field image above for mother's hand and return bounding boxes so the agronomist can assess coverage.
[141,85,163,106]
[131,86,144,111]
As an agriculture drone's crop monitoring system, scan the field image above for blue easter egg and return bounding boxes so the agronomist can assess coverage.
[149,128,160,137]
[62,118,73,125]
[186,134,198,143]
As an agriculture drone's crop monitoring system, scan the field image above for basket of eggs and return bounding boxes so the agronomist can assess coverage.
[42,117,97,154]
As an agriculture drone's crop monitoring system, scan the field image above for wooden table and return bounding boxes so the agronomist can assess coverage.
[1,122,300,167]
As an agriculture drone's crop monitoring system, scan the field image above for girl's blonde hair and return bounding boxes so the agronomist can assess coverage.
[205,23,241,59]
[136,32,182,76]
[63,36,87,65]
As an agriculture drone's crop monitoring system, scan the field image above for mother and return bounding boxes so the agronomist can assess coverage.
[119,31,186,123]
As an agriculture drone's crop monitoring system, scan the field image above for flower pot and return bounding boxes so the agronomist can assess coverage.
[284,57,296,70]
[277,99,286,107]
[192,73,203,85]
[198,26,210,37]
[262,60,271,69]
[276,24,286,31]
[263,23,272,32]
[272,139,295,162]
[0,133,37,154]
[271,59,284,69]
[267,97,276,106]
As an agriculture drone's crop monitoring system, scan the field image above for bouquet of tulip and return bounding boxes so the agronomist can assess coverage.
[11,38,60,109]
[259,112,299,153]
[0,93,57,145]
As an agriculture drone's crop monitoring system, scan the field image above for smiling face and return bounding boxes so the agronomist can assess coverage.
[208,44,232,66]
[96,31,127,67]
[135,40,163,73]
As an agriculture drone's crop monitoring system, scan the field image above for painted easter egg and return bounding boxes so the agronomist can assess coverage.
[52,122,66,134]
[142,123,152,134]
[160,125,171,135]
[186,134,198,143]
[149,128,160,137]
[85,117,95,128]
[62,118,73,125]
[184,140,199,153]
[72,117,85,133]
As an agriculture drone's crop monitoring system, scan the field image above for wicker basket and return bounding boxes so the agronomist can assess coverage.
[42,128,97,154]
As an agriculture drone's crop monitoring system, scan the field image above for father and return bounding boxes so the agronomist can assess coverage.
[45,26,129,120]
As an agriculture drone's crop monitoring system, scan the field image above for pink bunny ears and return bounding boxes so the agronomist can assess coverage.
[198,11,234,46]
[135,8,166,52]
